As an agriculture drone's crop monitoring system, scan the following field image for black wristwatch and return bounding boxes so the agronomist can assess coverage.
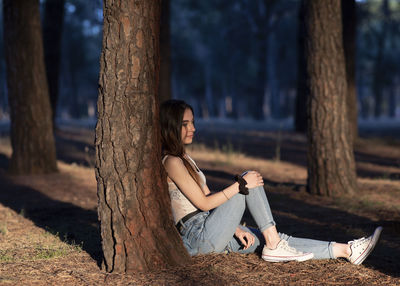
[234,174,249,195]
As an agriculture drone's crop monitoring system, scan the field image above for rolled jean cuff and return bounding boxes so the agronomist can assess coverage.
[328,241,336,259]
[259,221,276,233]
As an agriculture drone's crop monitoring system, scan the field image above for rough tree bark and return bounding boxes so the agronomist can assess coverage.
[43,0,65,127]
[95,0,190,273]
[342,0,358,142]
[3,0,57,174]
[159,0,171,104]
[304,0,358,196]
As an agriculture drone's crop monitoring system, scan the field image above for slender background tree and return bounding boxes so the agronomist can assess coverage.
[342,0,358,142]
[95,0,190,272]
[3,0,57,174]
[43,0,65,127]
[303,0,358,196]
[1,0,400,122]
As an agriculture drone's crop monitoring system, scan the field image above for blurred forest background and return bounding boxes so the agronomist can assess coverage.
[0,0,400,125]
[1,0,400,282]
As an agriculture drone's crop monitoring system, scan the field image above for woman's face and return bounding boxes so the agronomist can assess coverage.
[181,108,195,145]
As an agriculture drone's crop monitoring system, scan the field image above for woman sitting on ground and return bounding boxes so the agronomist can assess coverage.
[160,99,382,264]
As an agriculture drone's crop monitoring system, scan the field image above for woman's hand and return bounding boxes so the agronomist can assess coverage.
[234,227,255,250]
[243,171,264,189]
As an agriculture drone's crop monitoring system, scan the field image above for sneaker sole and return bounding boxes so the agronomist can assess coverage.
[262,252,314,263]
[352,226,383,265]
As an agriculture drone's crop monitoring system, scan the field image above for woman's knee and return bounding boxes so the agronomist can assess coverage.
[229,192,246,210]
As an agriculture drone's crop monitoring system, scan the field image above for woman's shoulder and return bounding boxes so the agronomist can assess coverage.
[163,155,184,167]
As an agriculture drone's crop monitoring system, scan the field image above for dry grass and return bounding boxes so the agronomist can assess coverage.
[0,127,399,285]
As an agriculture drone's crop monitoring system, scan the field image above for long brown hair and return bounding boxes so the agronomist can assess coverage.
[160,100,202,187]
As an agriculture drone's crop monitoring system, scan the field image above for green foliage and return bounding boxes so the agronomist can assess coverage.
[34,247,70,260]
[0,251,13,262]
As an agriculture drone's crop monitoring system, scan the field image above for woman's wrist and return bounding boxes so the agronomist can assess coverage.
[233,182,240,194]
[221,190,229,200]
[234,174,249,195]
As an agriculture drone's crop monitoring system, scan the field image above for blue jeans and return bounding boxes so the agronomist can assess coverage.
[178,186,335,259]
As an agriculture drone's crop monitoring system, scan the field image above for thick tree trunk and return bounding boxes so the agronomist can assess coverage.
[96,0,190,273]
[304,0,358,196]
[159,0,171,104]
[295,0,307,133]
[3,0,57,174]
[342,0,358,142]
[43,0,65,127]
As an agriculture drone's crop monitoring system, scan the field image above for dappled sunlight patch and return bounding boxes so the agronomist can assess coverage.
[356,161,400,181]
[188,143,307,185]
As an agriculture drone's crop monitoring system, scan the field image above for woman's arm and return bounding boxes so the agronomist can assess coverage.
[164,156,238,211]
[164,156,263,211]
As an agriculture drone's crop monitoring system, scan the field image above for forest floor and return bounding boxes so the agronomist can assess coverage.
[0,122,399,285]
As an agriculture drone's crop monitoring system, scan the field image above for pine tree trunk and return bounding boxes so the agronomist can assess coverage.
[373,0,389,118]
[304,0,358,196]
[3,0,57,174]
[342,0,358,142]
[388,86,396,118]
[43,0,65,127]
[96,0,190,273]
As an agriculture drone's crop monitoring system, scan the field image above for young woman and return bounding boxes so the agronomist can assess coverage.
[160,99,382,264]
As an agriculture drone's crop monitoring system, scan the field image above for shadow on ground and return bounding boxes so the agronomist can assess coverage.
[0,127,399,278]
[204,168,400,277]
[0,151,399,276]
[0,155,102,266]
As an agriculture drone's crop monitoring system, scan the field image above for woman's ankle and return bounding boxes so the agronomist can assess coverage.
[332,243,351,259]
[265,240,280,250]
[262,226,281,249]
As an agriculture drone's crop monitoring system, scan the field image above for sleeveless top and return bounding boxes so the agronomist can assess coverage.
[162,154,206,224]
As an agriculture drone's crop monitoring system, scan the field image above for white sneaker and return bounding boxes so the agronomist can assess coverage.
[262,240,314,262]
[348,226,383,265]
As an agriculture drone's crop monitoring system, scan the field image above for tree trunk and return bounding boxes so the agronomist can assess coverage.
[295,0,307,133]
[388,85,396,118]
[373,0,389,118]
[43,0,65,127]
[204,62,214,118]
[304,0,358,196]
[96,0,190,273]
[159,0,171,104]
[253,1,270,120]
[342,0,358,142]
[3,0,57,174]
[254,35,267,120]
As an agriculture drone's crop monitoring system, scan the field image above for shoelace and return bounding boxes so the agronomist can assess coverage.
[281,240,304,254]
[349,236,368,247]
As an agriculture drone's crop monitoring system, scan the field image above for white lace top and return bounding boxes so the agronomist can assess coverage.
[162,154,206,224]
